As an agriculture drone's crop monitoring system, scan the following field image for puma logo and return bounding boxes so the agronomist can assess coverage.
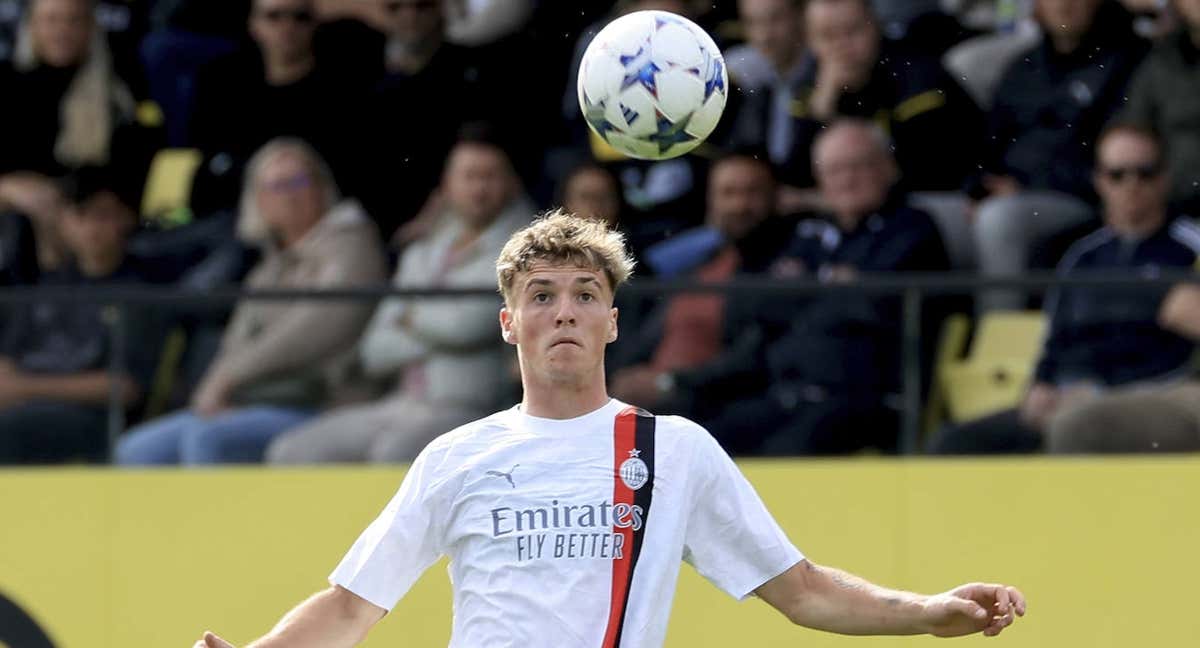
[486,464,519,488]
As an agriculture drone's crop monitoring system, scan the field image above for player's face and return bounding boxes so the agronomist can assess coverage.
[500,263,618,384]
[30,0,93,68]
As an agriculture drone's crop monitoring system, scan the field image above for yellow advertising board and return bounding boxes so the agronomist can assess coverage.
[0,458,1196,647]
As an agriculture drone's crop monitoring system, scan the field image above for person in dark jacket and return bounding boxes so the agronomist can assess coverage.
[970,0,1150,310]
[707,119,951,455]
[607,150,793,416]
[0,168,163,464]
[185,0,363,212]
[760,0,982,216]
[1119,0,1200,219]
[931,123,1200,454]
[0,0,157,278]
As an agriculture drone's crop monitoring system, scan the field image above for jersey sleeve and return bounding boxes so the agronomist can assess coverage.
[681,426,804,601]
[329,439,454,610]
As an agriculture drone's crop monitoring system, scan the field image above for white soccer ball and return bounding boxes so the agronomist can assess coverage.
[577,10,728,161]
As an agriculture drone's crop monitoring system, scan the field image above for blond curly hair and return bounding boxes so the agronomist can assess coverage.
[496,209,635,305]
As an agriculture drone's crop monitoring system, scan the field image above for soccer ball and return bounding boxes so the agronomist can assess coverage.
[577,10,728,161]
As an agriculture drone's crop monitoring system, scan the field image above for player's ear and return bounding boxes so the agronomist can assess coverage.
[499,307,518,345]
[607,306,619,343]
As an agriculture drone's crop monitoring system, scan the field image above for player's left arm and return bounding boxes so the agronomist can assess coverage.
[755,559,1025,637]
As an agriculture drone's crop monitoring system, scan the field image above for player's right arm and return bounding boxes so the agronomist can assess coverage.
[195,586,385,648]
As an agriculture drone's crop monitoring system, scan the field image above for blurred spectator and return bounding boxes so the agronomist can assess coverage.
[140,0,250,145]
[557,161,661,270]
[608,150,792,412]
[870,0,975,56]
[942,8,1039,110]
[0,0,153,84]
[267,134,531,463]
[725,0,809,168]
[970,0,1150,311]
[444,0,533,47]
[931,124,1200,454]
[1121,0,1181,38]
[1046,282,1200,453]
[186,0,357,212]
[707,120,951,455]
[0,167,161,464]
[0,209,39,285]
[0,0,155,274]
[114,139,386,465]
[559,0,707,230]
[1120,0,1200,218]
[349,0,493,240]
[767,0,983,216]
[942,0,1030,31]
[560,162,625,230]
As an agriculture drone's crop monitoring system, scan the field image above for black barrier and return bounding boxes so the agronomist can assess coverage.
[2,270,1196,457]
[0,590,56,648]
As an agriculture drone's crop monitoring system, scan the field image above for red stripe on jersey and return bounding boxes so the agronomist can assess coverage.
[601,407,639,648]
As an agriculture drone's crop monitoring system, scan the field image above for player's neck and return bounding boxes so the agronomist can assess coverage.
[520,375,611,420]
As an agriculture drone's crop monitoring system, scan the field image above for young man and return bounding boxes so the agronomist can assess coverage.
[197,212,1025,647]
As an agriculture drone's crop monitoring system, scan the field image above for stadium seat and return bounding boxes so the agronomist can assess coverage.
[928,310,1046,427]
[922,312,970,438]
[140,148,203,225]
[140,327,188,422]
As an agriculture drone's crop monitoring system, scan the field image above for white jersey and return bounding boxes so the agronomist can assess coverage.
[330,398,804,648]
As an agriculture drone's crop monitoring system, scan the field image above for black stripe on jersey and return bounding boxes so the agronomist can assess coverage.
[613,409,656,647]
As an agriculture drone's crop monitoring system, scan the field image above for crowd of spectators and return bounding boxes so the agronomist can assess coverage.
[1,0,1199,464]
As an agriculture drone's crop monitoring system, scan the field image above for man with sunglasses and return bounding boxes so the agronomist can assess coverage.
[187,0,357,210]
[968,0,1150,311]
[931,122,1200,454]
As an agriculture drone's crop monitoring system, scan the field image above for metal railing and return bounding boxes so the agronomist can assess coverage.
[2,270,1196,457]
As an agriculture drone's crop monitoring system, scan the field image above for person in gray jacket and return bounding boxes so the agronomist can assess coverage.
[267,132,532,463]
[115,138,387,465]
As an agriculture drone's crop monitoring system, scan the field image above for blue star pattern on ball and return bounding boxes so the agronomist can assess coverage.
[704,57,726,100]
[582,97,618,141]
[654,14,686,31]
[619,45,661,97]
[647,112,696,154]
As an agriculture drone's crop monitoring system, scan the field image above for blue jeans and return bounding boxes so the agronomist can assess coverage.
[115,407,315,465]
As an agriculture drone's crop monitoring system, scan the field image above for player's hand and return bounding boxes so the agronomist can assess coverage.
[193,631,235,648]
[920,583,1026,637]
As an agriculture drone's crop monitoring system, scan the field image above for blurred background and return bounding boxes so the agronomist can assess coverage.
[0,0,1198,645]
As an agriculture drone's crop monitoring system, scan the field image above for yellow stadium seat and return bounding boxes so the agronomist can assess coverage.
[141,148,202,223]
[141,327,187,421]
[932,310,1046,425]
[922,313,971,438]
